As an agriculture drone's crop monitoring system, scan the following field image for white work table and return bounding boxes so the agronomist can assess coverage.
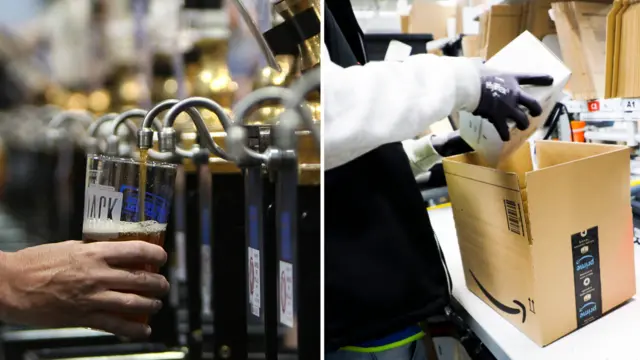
[429,207,640,360]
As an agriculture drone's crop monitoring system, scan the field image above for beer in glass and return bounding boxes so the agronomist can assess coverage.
[82,154,177,323]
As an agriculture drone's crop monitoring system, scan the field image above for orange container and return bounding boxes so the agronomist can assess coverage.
[570,121,587,142]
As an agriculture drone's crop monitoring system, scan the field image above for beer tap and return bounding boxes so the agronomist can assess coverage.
[225,70,320,357]
[137,98,231,360]
[86,113,118,155]
[104,108,164,158]
[137,99,227,160]
[155,97,231,159]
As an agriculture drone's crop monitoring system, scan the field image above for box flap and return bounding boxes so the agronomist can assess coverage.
[533,140,627,171]
[443,153,521,191]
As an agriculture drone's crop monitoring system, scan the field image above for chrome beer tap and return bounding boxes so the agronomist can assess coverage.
[104,108,164,158]
[224,70,320,358]
[140,97,231,359]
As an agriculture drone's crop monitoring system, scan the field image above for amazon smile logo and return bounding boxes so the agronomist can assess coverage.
[470,270,527,323]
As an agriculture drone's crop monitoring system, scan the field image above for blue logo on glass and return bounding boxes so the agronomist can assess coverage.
[119,185,170,222]
[579,302,597,319]
[575,255,595,272]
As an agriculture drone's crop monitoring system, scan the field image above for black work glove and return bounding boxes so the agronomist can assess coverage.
[431,130,473,158]
[472,74,554,141]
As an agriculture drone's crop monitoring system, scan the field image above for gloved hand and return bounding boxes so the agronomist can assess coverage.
[403,130,473,177]
[472,74,554,141]
[431,130,473,158]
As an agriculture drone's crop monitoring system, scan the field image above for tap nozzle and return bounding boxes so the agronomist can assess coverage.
[137,99,181,151]
[137,127,154,150]
[107,109,147,156]
[159,127,177,153]
[228,86,300,165]
[162,97,231,160]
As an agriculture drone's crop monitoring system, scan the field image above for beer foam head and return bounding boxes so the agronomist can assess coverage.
[83,220,167,235]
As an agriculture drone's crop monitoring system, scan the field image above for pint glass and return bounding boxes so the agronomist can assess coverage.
[82,154,177,323]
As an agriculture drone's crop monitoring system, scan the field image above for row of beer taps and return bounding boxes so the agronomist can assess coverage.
[46,66,320,167]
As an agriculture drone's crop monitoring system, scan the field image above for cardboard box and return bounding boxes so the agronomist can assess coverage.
[484,4,524,59]
[459,31,571,167]
[443,141,636,346]
[552,1,610,100]
[408,0,456,40]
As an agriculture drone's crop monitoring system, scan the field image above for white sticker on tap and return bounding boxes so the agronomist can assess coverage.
[279,261,294,328]
[248,247,261,317]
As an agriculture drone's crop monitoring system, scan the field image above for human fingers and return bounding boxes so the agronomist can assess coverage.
[100,269,170,297]
[491,117,511,142]
[514,74,554,86]
[518,92,543,117]
[88,290,163,314]
[83,314,152,339]
[507,107,530,131]
[92,241,167,268]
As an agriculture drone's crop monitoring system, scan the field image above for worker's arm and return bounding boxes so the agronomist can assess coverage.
[323,43,481,170]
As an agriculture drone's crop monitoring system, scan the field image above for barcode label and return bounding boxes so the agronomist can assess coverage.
[504,199,522,236]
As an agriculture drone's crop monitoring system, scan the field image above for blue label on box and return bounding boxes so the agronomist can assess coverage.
[571,226,602,328]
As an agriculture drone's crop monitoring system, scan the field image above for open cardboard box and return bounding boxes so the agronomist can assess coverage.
[442,141,636,346]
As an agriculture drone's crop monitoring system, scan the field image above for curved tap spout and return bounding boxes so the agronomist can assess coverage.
[105,108,173,160]
[47,110,94,150]
[226,86,310,165]
[106,109,147,156]
[48,110,94,129]
[160,97,231,160]
[137,99,218,159]
[88,113,118,137]
[279,67,321,148]
[86,113,118,154]
[110,109,164,138]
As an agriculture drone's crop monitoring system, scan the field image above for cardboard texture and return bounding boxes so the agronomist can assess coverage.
[408,0,456,40]
[604,0,622,98]
[614,0,640,98]
[459,31,571,167]
[484,4,524,59]
[602,0,640,98]
[552,1,611,100]
[443,141,636,346]
[465,0,611,61]
[526,0,556,38]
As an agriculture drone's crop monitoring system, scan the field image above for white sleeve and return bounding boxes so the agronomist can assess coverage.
[323,43,482,170]
[402,135,441,177]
